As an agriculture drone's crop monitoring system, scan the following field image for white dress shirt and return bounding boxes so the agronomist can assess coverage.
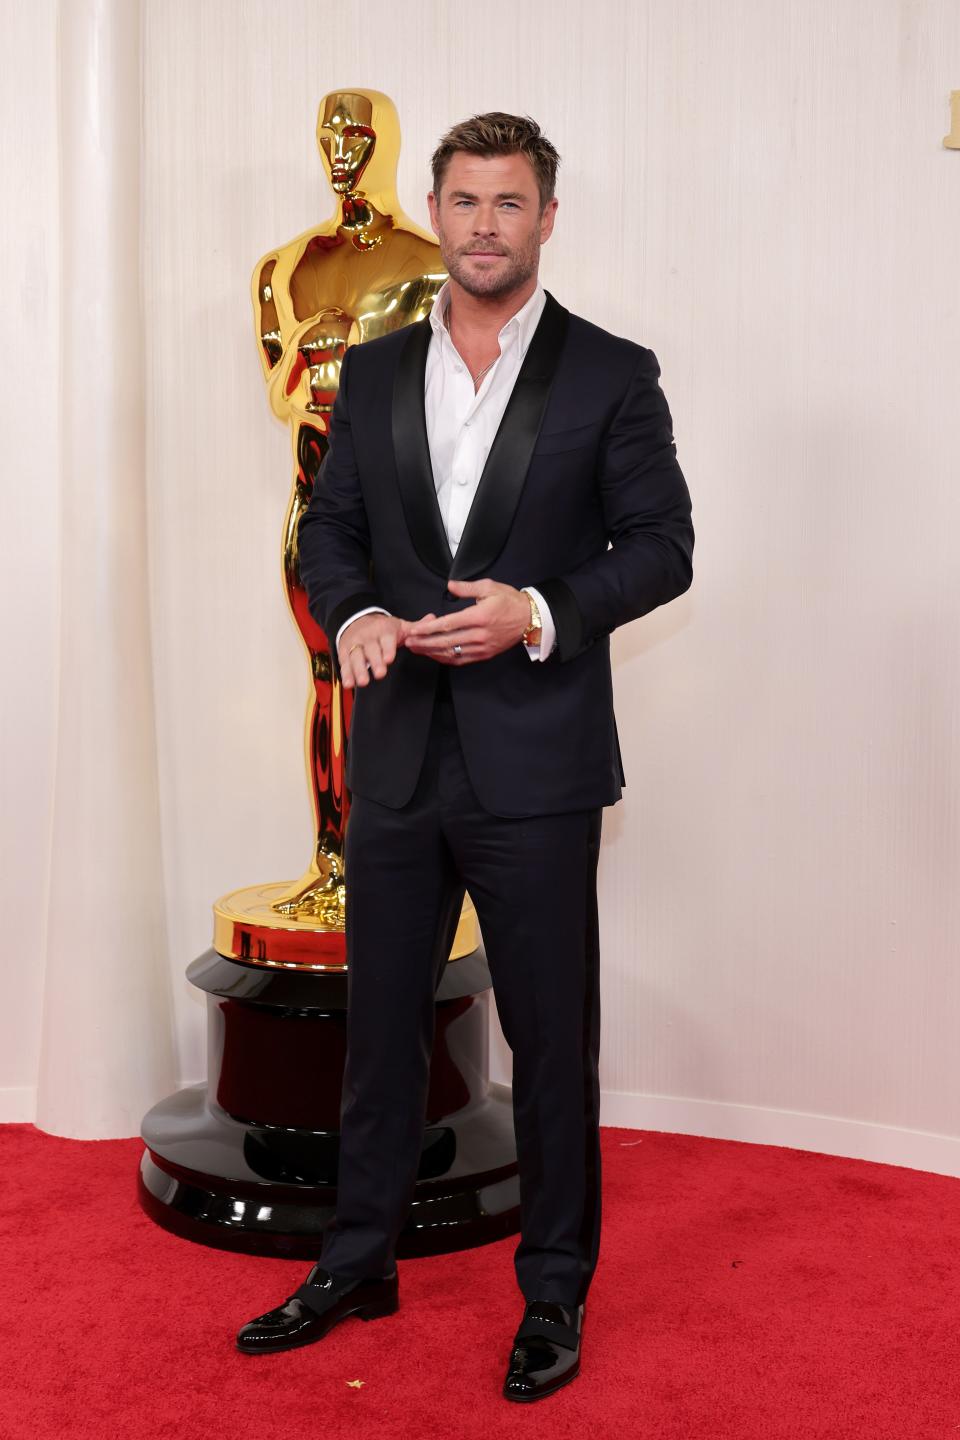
[334,278,556,661]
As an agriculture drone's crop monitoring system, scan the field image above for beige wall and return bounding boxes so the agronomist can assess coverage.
[4,0,959,1167]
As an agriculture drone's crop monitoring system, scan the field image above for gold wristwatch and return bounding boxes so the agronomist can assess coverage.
[521,589,542,646]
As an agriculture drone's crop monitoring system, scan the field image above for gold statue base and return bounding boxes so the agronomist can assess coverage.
[213,882,479,970]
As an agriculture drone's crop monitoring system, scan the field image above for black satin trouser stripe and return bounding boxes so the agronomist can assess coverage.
[320,678,603,1306]
[577,809,603,1306]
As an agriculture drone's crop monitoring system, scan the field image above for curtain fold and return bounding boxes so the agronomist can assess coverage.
[35,0,176,1138]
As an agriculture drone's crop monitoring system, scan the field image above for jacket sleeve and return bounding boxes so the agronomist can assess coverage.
[296,344,385,652]
[532,347,694,663]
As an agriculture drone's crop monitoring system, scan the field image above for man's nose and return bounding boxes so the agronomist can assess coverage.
[472,208,499,235]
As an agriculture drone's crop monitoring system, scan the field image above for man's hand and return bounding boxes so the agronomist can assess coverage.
[338,613,410,689]
[404,579,530,666]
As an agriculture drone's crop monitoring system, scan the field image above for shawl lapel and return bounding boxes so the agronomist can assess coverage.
[391,317,452,577]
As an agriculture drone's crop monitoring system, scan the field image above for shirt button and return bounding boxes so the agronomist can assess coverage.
[454,363,463,373]
[456,474,468,486]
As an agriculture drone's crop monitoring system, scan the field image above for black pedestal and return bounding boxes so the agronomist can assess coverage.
[138,944,520,1258]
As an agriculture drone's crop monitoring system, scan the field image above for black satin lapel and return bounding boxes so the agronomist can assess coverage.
[392,318,453,578]
[449,292,570,581]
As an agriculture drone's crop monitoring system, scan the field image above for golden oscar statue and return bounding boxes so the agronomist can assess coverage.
[209,86,475,966]
[138,90,520,1259]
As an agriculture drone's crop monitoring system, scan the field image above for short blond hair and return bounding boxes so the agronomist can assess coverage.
[431,112,560,211]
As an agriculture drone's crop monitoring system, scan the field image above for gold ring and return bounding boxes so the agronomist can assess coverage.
[348,643,363,655]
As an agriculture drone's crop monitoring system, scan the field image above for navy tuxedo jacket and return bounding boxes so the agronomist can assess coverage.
[297,292,694,817]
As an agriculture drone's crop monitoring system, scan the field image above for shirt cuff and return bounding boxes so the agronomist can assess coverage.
[520,586,556,662]
[334,606,391,653]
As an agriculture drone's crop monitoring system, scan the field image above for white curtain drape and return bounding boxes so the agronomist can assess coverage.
[34,0,176,1137]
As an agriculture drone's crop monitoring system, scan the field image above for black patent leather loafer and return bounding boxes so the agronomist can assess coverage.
[236,1263,399,1354]
[503,1300,584,1402]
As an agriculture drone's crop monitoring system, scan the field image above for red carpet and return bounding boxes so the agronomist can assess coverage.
[2,1122,959,1439]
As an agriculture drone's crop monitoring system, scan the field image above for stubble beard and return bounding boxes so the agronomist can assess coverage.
[438,222,541,301]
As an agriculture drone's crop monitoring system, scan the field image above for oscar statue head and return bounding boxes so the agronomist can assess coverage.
[315,89,402,204]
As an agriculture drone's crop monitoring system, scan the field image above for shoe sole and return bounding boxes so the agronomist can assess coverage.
[502,1358,580,1402]
[236,1297,399,1354]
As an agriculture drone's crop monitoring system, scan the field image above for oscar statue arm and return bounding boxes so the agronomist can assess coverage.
[296,344,385,661]
[251,251,294,414]
[251,249,337,423]
[533,348,694,663]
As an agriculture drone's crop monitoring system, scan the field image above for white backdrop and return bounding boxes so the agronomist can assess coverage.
[3,0,959,1170]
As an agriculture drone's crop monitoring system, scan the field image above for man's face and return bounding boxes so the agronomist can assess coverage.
[427,151,557,301]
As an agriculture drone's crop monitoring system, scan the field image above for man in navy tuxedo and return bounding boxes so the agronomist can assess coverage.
[237,111,694,1402]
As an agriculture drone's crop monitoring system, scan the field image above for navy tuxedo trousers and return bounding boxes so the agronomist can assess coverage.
[319,667,604,1307]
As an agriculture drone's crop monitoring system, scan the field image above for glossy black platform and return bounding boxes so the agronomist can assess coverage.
[138,944,520,1258]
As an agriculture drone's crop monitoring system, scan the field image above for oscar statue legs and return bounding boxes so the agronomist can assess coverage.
[319,671,603,1311]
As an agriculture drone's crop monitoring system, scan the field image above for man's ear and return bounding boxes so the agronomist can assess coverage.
[426,190,441,237]
[539,196,559,244]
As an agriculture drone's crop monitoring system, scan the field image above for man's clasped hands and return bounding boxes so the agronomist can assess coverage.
[337,577,533,689]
